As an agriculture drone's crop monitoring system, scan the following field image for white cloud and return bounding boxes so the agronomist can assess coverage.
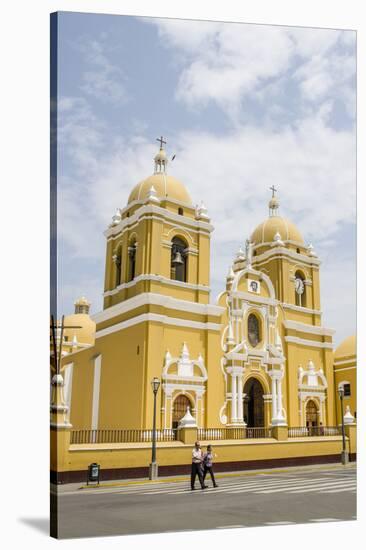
[77,37,128,104]
[150,20,355,123]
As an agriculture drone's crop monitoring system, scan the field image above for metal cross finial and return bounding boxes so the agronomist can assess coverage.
[270,185,278,198]
[156,136,166,149]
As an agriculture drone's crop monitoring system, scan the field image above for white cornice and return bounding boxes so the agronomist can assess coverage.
[103,274,210,297]
[104,204,214,239]
[231,290,278,307]
[122,195,196,215]
[93,292,224,324]
[252,246,321,268]
[283,320,335,336]
[333,365,356,372]
[95,313,222,338]
[282,303,322,315]
[285,336,333,349]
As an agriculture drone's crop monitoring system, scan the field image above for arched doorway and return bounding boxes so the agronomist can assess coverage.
[305,400,318,428]
[243,378,264,427]
[172,394,192,429]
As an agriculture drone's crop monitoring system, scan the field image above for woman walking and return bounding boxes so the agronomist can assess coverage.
[203,445,218,488]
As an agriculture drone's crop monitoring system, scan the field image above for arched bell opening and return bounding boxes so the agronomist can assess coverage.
[171,236,188,282]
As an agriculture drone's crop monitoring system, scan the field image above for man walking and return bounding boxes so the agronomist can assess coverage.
[191,441,207,490]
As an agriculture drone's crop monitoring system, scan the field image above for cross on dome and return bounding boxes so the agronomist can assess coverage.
[268,186,280,216]
[156,135,167,149]
[270,185,278,198]
[154,136,168,173]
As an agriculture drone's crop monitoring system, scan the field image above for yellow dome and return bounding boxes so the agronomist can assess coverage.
[251,215,304,246]
[128,173,192,205]
[63,313,95,346]
[334,335,356,361]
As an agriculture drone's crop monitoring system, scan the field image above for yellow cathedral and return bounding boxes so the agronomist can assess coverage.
[59,139,356,440]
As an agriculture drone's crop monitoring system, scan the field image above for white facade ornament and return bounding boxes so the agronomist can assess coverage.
[111,208,122,226]
[178,406,197,428]
[307,243,317,257]
[344,405,355,425]
[147,185,160,203]
[195,201,209,220]
[272,231,284,247]
[177,342,193,377]
[245,239,253,268]
[164,349,172,366]
[226,320,235,346]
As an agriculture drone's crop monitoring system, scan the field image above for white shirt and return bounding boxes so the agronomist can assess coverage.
[192,448,203,463]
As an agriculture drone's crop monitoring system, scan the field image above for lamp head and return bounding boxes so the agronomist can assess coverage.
[151,377,160,394]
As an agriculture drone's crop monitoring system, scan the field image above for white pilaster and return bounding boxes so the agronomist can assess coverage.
[91,354,102,430]
[231,374,237,422]
[237,377,243,422]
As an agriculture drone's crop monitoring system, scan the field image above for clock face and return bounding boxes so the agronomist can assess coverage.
[295,278,305,294]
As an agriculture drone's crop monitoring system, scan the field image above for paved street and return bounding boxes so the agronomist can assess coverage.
[54,464,356,538]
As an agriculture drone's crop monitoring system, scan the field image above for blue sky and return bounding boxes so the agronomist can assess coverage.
[56,12,356,345]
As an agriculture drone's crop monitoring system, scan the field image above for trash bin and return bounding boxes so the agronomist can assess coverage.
[87,463,100,485]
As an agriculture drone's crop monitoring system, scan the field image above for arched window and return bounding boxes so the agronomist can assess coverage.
[171,236,187,282]
[172,394,192,429]
[248,313,261,347]
[128,240,137,282]
[178,207,184,216]
[113,248,122,287]
[294,270,306,307]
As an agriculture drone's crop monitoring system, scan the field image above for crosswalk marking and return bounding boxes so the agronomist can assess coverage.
[75,470,356,498]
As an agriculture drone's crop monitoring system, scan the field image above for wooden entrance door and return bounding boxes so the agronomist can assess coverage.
[243,378,264,427]
[306,400,318,430]
[172,394,191,429]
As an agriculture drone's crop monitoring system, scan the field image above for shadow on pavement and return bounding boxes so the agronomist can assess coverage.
[18,517,49,536]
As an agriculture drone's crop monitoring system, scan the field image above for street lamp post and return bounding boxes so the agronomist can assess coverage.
[338,386,349,465]
[149,377,161,480]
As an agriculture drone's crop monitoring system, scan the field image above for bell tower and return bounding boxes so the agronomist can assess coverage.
[248,189,322,325]
[102,138,214,309]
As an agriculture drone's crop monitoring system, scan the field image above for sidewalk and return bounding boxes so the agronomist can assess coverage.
[52,461,356,494]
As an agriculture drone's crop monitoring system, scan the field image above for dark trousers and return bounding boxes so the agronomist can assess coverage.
[191,462,204,489]
[203,465,217,486]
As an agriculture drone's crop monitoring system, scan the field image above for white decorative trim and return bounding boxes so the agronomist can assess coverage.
[283,320,335,336]
[63,363,74,422]
[283,303,322,315]
[94,292,223,324]
[252,245,321,267]
[103,274,210,297]
[285,336,333,349]
[334,365,356,372]
[96,313,222,338]
[104,204,214,238]
[334,359,356,367]
[91,355,102,430]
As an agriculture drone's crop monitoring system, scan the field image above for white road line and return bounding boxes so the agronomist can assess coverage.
[155,478,316,495]
[270,482,356,495]
[225,478,328,494]
[321,486,357,494]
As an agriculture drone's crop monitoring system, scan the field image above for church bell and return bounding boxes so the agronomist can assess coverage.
[172,250,184,265]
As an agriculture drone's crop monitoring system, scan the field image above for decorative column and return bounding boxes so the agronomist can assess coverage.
[270,367,287,426]
[237,377,243,422]
[231,373,237,422]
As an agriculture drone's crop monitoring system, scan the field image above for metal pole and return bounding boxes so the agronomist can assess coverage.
[339,391,349,465]
[152,389,157,464]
